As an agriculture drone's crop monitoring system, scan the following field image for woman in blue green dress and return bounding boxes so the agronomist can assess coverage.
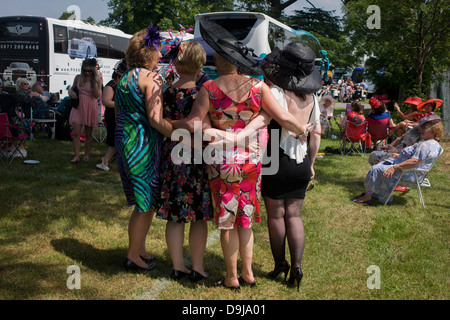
[115,24,173,271]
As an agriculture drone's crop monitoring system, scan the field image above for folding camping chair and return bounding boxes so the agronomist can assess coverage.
[384,148,444,208]
[341,121,369,157]
[93,104,106,143]
[0,113,29,165]
[367,117,390,149]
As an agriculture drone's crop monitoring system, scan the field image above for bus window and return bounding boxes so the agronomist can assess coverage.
[110,36,128,59]
[207,18,257,41]
[53,25,68,54]
[268,22,287,51]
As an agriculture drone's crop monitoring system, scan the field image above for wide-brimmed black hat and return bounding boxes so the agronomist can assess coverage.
[199,20,263,76]
[262,42,322,94]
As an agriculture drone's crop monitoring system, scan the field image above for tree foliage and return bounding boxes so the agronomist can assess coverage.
[101,0,234,34]
[343,0,450,98]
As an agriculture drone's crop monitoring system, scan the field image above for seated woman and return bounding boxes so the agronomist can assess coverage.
[367,99,396,127]
[366,99,396,148]
[319,95,335,137]
[15,78,52,120]
[392,97,421,136]
[339,100,365,128]
[354,115,444,204]
[393,98,442,137]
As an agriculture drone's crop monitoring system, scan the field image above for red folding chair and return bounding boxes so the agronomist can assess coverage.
[367,117,390,149]
[0,113,29,165]
[341,121,370,157]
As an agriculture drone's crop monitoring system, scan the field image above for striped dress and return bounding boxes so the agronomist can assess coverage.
[115,68,162,212]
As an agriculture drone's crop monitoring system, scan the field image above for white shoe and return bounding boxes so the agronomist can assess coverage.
[96,158,109,171]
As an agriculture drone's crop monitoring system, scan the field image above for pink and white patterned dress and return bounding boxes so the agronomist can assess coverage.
[203,78,268,230]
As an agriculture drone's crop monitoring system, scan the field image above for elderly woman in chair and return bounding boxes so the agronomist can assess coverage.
[354,115,444,205]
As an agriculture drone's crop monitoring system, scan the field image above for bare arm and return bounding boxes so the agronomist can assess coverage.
[383,158,422,178]
[141,70,173,138]
[260,82,312,136]
[102,85,115,108]
[91,75,103,99]
[308,121,321,179]
[68,75,79,99]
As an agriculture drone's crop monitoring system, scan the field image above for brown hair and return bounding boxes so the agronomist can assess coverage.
[373,102,387,115]
[351,101,363,114]
[125,29,159,70]
[175,41,206,75]
[79,59,97,88]
[31,83,43,95]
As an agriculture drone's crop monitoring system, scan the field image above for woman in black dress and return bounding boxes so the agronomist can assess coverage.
[261,43,322,290]
[96,59,127,171]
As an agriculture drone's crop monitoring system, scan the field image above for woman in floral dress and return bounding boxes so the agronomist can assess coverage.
[157,41,212,281]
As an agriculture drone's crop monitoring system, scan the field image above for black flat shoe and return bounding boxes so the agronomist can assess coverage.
[215,278,240,291]
[123,258,155,271]
[190,270,209,282]
[288,267,303,291]
[268,260,290,281]
[171,269,190,280]
[238,276,256,287]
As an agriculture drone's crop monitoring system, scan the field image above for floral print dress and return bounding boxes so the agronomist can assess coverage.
[203,78,268,230]
[157,87,212,223]
[364,139,442,203]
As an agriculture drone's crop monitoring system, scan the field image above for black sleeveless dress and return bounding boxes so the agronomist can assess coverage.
[261,119,311,200]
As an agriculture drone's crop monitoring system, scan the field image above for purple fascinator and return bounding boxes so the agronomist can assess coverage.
[143,23,163,50]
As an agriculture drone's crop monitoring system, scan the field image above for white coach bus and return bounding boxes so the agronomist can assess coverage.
[193,12,322,58]
[0,16,131,96]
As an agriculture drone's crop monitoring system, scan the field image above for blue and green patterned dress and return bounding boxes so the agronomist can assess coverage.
[115,68,162,212]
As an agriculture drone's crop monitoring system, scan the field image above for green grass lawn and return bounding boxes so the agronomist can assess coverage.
[0,130,449,300]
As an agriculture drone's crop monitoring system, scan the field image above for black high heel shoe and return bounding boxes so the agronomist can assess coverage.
[123,258,156,271]
[267,260,290,281]
[171,269,190,280]
[190,270,209,282]
[288,267,303,291]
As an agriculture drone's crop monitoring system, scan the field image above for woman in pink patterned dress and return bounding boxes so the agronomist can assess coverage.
[68,58,102,163]
[172,20,312,290]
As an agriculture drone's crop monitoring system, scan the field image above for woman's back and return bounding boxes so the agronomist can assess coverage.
[204,76,263,131]
[116,68,146,116]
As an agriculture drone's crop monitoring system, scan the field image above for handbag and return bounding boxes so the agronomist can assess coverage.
[71,86,79,109]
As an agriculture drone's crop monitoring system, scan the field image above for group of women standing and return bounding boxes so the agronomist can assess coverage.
[112,21,322,291]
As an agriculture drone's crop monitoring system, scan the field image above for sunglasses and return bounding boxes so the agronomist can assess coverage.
[83,69,93,73]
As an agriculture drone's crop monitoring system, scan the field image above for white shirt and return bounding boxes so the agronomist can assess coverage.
[270,85,320,164]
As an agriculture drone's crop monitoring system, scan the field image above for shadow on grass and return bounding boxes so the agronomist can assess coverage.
[51,238,131,275]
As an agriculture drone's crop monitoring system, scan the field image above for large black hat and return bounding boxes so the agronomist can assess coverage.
[199,20,263,76]
[262,42,322,94]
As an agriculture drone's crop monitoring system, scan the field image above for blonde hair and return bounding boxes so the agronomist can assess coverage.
[15,78,29,91]
[174,41,206,75]
[125,29,159,70]
[430,121,444,141]
[214,51,238,74]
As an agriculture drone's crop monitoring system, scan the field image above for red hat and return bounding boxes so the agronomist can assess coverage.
[403,97,422,106]
[369,97,380,109]
[417,99,443,111]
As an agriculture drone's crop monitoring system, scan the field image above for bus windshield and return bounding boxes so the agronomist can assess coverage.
[0,18,46,91]
[206,18,257,41]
